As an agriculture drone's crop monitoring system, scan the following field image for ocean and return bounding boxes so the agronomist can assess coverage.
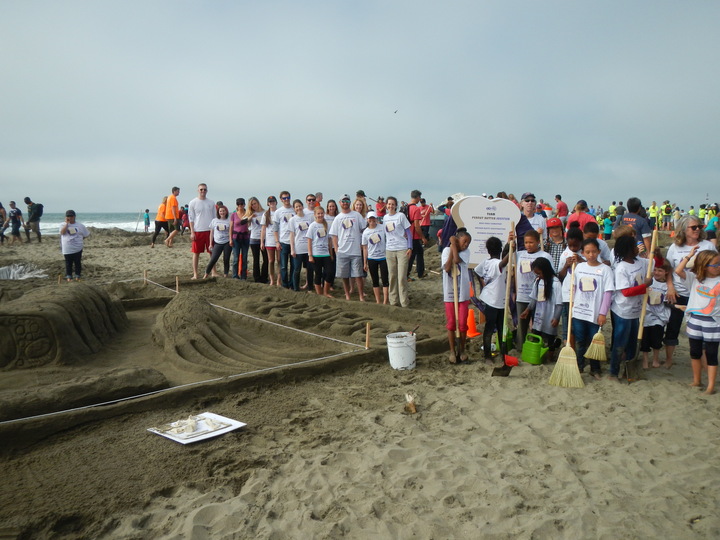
[36,213,149,236]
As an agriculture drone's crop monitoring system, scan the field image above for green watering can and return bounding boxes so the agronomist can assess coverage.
[521,333,549,365]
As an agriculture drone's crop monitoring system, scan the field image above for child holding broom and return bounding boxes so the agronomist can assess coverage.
[476,236,511,362]
[640,260,672,369]
[442,229,472,363]
[674,247,720,394]
[520,257,563,361]
[609,236,652,380]
[572,238,615,378]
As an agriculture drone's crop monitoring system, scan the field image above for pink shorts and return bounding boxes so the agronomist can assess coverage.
[191,231,211,254]
[445,301,469,332]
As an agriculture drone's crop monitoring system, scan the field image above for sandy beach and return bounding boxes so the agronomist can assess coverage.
[1,229,719,539]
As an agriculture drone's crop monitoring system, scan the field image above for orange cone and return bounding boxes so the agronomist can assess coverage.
[467,309,482,338]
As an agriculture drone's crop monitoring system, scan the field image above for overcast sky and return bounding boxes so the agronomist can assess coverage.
[1,1,718,213]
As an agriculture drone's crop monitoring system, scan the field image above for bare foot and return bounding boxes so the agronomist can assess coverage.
[202,274,209,279]
[608,375,619,382]
[664,362,673,369]
[448,352,458,364]
[323,293,333,299]
[345,294,351,301]
[191,275,198,280]
[705,388,716,395]
[150,243,154,248]
[652,362,661,368]
[359,295,365,302]
[689,382,704,389]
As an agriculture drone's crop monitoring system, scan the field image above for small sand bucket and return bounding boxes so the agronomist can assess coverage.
[386,332,416,370]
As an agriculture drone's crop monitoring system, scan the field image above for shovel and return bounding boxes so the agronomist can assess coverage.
[452,262,461,362]
[493,223,518,377]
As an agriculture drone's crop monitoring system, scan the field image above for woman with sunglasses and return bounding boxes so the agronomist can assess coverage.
[230,198,250,279]
[664,215,717,368]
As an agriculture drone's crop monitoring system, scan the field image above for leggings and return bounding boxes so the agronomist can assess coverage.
[250,241,268,283]
[368,258,389,288]
[64,250,83,278]
[151,220,169,244]
[690,338,719,366]
[293,253,313,290]
[312,256,333,285]
[483,304,504,358]
[206,242,231,276]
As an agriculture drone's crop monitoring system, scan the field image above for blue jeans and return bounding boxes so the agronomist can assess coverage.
[572,319,601,374]
[610,312,639,376]
[279,242,294,289]
[232,235,250,279]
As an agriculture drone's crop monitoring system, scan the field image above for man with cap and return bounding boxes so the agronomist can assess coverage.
[328,194,367,301]
[520,192,546,239]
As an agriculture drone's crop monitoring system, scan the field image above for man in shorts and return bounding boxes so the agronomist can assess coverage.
[188,183,216,279]
[329,194,367,301]
[164,186,181,247]
[23,196,43,243]
[407,189,426,279]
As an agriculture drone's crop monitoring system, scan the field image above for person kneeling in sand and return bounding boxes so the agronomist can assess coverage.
[442,228,472,363]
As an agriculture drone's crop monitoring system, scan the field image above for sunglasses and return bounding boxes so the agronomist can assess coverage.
[341,199,350,203]
[307,198,316,202]
[267,199,276,203]
[687,225,701,231]
[524,199,536,203]
[707,263,720,267]
[199,188,208,192]
[281,196,290,200]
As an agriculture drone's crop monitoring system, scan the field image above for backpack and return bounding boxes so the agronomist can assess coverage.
[34,203,44,218]
[664,205,671,215]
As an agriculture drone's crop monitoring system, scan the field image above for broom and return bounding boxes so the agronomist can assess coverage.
[585,328,607,362]
[493,223,518,377]
[549,262,585,388]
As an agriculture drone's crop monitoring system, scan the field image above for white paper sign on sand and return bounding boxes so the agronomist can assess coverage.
[148,412,246,445]
[451,196,521,268]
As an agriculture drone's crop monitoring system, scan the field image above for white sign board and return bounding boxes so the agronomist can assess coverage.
[451,195,521,268]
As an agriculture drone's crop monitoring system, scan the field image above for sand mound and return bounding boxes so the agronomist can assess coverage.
[0,283,128,370]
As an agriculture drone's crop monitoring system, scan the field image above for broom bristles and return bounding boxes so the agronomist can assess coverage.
[548,345,585,388]
[585,330,607,361]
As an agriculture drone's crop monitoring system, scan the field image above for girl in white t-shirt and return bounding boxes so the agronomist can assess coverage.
[641,261,671,369]
[247,197,268,283]
[675,247,720,394]
[307,206,333,298]
[204,205,232,278]
[515,229,552,351]
[572,238,615,378]
[475,236,510,361]
[520,257,562,361]
[261,196,280,287]
[442,229,472,363]
[289,199,312,291]
[610,236,651,378]
[362,212,389,304]
[383,196,413,307]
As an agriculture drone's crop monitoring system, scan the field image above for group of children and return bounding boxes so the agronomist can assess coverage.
[441,220,720,393]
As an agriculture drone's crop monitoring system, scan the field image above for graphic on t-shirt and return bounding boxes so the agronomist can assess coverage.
[68,227,77,235]
[520,260,532,273]
[298,221,309,231]
[342,218,353,230]
[537,282,546,301]
[648,289,664,305]
[579,277,597,292]
[386,222,396,232]
[217,224,227,231]
[689,281,720,316]
[369,233,381,245]
[316,228,326,238]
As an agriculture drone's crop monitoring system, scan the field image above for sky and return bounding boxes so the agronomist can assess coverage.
[1,0,719,213]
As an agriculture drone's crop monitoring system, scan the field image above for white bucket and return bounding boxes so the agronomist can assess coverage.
[386,332,416,370]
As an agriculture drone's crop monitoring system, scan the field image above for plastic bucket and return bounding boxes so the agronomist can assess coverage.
[386,332,417,370]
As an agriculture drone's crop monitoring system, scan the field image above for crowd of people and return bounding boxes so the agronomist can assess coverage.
[441,192,719,394]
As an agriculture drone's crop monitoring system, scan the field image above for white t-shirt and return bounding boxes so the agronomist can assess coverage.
[572,262,615,324]
[362,226,386,260]
[684,274,720,325]
[530,276,562,334]
[597,237,612,264]
[383,212,412,251]
[516,250,552,303]
[249,211,263,241]
[328,211,366,257]
[559,248,586,302]
[261,211,278,248]
[476,258,506,309]
[289,214,311,255]
[210,218,231,244]
[188,198,216,232]
[527,214,547,240]
[306,221,330,257]
[665,240,716,297]
[60,222,90,254]
[442,247,471,303]
[611,258,649,319]
[275,205,296,244]
[645,278,671,327]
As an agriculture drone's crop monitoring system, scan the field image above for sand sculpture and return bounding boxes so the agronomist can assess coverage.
[0,283,129,370]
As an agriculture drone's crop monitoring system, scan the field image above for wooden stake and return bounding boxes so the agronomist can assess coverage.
[58,274,62,285]
[143,269,148,286]
[175,275,179,294]
[365,322,371,349]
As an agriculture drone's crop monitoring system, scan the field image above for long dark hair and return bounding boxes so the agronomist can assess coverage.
[531,257,555,303]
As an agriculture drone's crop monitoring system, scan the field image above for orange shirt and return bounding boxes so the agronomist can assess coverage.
[155,203,167,221]
[165,194,179,220]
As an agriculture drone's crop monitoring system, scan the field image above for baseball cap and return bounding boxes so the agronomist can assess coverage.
[65,210,76,217]
[356,189,366,197]
[577,199,588,208]
[546,217,562,229]
[521,192,536,201]
[367,211,377,219]
[340,194,351,203]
